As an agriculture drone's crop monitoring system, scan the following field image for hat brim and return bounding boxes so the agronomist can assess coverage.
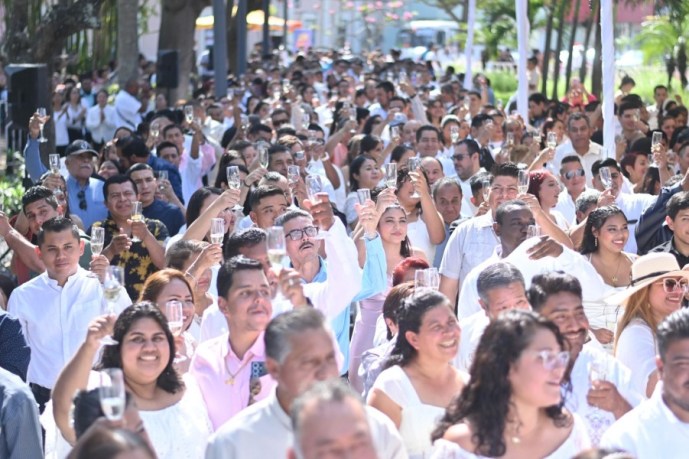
[68,149,98,157]
[605,269,689,306]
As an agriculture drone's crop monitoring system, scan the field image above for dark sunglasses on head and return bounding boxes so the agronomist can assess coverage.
[564,169,585,180]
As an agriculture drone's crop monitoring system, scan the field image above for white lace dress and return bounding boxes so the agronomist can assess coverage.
[138,375,213,459]
[430,414,591,458]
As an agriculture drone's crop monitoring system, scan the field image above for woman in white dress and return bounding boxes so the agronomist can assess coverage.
[52,303,213,459]
[607,252,689,398]
[396,166,445,261]
[367,289,467,458]
[345,154,382,229]
[431,310,590,458]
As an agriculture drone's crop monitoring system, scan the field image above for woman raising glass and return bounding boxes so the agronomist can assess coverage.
[52,303,213,458]
[345,155,382,229]
[431,310,590,458]
[368,290,467,458]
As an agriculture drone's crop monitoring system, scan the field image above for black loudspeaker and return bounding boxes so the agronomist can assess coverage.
[157,50,179,88]
[5,64,49,126]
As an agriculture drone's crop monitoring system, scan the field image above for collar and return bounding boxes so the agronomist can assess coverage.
[269,389,293,431]
[654,382,689,426]
[223,331,266,362]
[41,266,87,288]
[476,212,495,228]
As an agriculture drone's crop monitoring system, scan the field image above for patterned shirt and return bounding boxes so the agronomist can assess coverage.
[92,215,169,300]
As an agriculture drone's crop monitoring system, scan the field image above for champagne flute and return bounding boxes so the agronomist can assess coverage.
[226,166,245,211]
[99,368,126,421]
[599,167,613,189]
[533,132,542,146]
[547,131,558,149]
[267,226,287,268]
[425,268,440,290]
[165,300,187,363]
[102,266,124,345]
[287,165,301,185]
[450,125,460,144]
[505,132,515,147]
[527,224,542,238]
[210,217,225,245]
[349,109,357,134]
[150,122,160,141]
[518,169,530,195]
[130,201,143,243]
[414,269,427,290]
[650,131,663,168]
[391,125,400,142]
[157,170,168,191]
[37,107,48,143]
[356,188,371,205]
[302,112,311,131]
[258,144,270,168]
[49,154,61,175]
[91,227,105,256]
[385,162,398,188]
[305,175,324,204]
[481,178,491,204]
[407,157,421,198]
[184,105,194,125]
[241,114,250,132]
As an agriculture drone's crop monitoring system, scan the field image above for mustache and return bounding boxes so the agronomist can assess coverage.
[299,241,314,250]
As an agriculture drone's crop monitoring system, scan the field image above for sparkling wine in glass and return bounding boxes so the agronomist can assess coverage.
[391,125,401,142]
[425,268,440,290]
[287,165,300,185]
[37,107,48,143]
[49,154,61,175]
[305,175,324,204]
[165,300,187,363]
[407,157,421,198]
[527,225,542,238]
[450,125,460,144]
[547,131,558,149]
[101,266,124,345]
[91,227,105,256]
[357,188,371,205]
[130,201,144,242]
[150,122,160,140]
[481,178,491,204]
[157,170,168,191]
[226,166,241,190]
[385,163,397,188]
[99,368,126,421]
[210,218,225,245]
[184,105,194,125]
[267,226,287,268]
[518,169,530,195]
[599,167,613,189]
[258,144,270,168]
[650,131,663,168]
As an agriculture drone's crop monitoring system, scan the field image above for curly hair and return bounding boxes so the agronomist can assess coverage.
[385,289,452,368]
[579,205,627,255]
[431,310,571,456]
[97,302,184,394]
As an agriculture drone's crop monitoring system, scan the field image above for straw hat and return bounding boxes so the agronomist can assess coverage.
[606,252,689,305]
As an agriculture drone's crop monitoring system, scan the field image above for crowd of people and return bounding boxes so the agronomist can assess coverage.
[0,47,689,459]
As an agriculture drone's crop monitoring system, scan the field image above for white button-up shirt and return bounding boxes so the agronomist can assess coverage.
[600,382,689,457]
[205,389,408,459]
[85,104,117,144]
[615,191,657,254]
[554,140,603,187]
[439,212,499,301]
[555,188,578,225]
[7,268,131,389]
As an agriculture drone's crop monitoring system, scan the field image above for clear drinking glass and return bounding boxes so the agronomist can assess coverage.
[165,300,187,363]
[599,167,612,189]
[210,218,225,245]
[49,154,61,175]
[518,169,530,195]
[356,188,371,205]
[99,368,126,421]
[184,105,194,125]
[267,226,287,268]
[407,157,421,198]
[130,201,143,243]
[650,131,663,168]
[385,162,398,188]
[226,166,241,190]
[37,107,48,143]
[527,225,542,238]
[287,165,301,185]
[305,175,324,204]
[450,125,460,144]
[91,227,105,256]
[481,178,491,203]
[391,125,400,142]
[414,270,427,290]
[258,144,270,168]
[425,268,440,290]
[102,266,124,345]
[547,131,558,149]
[157,170,168,191]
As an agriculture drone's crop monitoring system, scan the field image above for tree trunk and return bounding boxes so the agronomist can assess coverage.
[551,0,568,100]
[158,0,210,103]
[541,7,555,95]
[579,0,598,84]
[226,0,263,77]
[591,6,603,97]
[565,0,582,93]
[117,0,139,85]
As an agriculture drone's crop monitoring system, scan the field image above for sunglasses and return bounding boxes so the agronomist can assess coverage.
[564,169,585,180]
[77,190,87,210]
[656,278,689,293]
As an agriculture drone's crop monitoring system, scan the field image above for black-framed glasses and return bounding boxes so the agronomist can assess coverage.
[564,169,585,180]
[77,190,87,210]
[656,278,689,293]
[285,226,319,241]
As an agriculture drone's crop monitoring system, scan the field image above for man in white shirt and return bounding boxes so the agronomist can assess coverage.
[114,78,144,131]
[416,125,455,177]
[600,308,689,455]
[529,272,641,445]
[647,85,669,131]
[367,81,395,119]
[554,113,603,187]
[7,217,130,412]
[439,162,520,306]
[162,123,216,204]
[205,309,406,459]
[454,262,531,371]
[85,89,117,149]
[555,155,588,224]
[451,139,483,218]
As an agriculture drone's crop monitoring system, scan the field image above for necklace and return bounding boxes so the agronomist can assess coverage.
[225,357,252,385]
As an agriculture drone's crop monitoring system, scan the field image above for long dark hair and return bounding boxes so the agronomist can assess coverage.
[385,290,451,368]
[579,205,627,255]
[185,186,223,226]
[349,154,377,192]
[97,302,184,394]
[377,204,412,258]
[431,310,570,456]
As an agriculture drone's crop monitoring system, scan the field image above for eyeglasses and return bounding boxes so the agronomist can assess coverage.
[452,154,468,161]
[534,350,570,371]
[564,169,585,180]
[285,226,319,241]
[656,278,689,293]
[77,190,87,210]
